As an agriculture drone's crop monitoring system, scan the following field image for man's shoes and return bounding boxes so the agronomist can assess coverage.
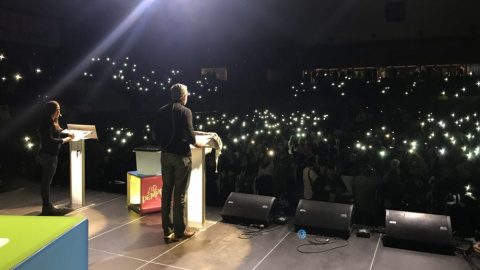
[163,232,175,243]
[41,204,66,216]
[174,230,195,241]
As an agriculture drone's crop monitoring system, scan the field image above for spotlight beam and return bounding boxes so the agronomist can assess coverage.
[0,0,156,139]
[76,1,157,111]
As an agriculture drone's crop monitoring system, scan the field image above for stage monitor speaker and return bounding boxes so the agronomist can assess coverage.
[220,192,277,226]
[383,210,454,254]
[294,200,354,239]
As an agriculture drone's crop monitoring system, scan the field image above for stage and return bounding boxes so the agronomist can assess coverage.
[0,180,478,270]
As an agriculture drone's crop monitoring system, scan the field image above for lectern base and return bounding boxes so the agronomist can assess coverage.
[128,204,142,214]
[127,203,162,215]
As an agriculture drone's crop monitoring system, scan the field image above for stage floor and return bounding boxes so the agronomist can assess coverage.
[1,180,479,270]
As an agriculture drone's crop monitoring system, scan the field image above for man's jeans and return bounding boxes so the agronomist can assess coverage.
[161,152,192,236]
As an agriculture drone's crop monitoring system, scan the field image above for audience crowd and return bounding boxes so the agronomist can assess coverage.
[2,58,480,237]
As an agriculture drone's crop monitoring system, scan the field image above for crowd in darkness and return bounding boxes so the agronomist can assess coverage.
[194,66,480,235]
[1,56,480,236]
[206,103,480,233]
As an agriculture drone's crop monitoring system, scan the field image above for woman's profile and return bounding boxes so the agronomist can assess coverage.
[37,101,74,215]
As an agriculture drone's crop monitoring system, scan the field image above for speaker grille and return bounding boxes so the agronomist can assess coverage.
[294,200,353,239]
[383,210,454,254]
[220,192,277,226]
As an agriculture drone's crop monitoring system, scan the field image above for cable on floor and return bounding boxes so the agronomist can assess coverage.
[297,235,349,254]
[235,224,284,239]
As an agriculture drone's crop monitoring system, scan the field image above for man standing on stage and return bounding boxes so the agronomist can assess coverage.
[154,83,203,242]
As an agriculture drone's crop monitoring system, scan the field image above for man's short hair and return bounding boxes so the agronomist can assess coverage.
[170,83,188,100]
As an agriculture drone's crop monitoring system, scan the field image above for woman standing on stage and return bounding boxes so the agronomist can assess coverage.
[38,100,74,215]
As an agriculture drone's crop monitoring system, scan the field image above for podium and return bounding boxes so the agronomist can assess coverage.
[65,124,98,208]
[127,171,163,214]
[187,134,218,228]
[127,146,163,214]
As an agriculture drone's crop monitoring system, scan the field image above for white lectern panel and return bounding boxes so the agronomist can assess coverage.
[65,124,98,208]
[70,140,85,208]
[187,134,214,228]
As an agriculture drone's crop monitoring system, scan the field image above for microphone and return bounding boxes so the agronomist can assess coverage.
[250,224,265,229]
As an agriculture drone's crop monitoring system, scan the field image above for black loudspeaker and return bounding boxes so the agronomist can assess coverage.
[294,200,354,239]
[220,192,277,226]
[383,210,454,254]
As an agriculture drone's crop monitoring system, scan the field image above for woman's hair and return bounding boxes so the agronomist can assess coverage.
[40,101,61,131]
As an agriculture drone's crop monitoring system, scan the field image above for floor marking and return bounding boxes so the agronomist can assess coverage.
[67,195,126,215]
[89,247,151,263]
[252,228,294,270]
[90,247,192,270]
[369,234,382,270]
[135,218,222,270]
[88,216,145,241]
